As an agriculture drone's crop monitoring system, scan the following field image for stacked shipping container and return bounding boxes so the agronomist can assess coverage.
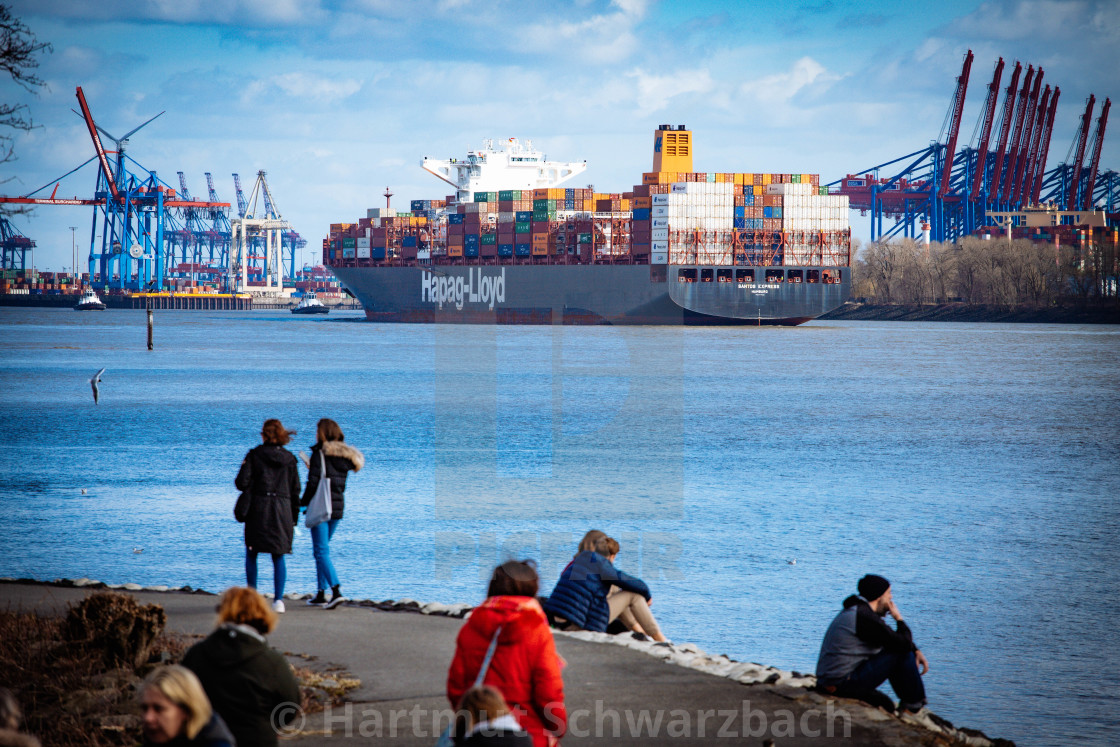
[325,173,850,269]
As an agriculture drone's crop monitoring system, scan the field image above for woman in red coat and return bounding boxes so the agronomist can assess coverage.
[448,561,567,747]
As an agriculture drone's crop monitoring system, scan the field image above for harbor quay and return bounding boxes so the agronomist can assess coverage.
[0,579,1011,746]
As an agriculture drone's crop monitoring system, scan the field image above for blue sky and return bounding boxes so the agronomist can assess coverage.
[3,0,1118,271]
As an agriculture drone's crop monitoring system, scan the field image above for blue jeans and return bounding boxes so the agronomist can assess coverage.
[828,649,926,711]
[310,519,341,591]
[245,551,286,600]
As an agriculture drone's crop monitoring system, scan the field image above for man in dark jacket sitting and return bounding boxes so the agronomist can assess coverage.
[815,574,929,713]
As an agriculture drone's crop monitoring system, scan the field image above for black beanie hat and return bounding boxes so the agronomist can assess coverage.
[858,574,890,601]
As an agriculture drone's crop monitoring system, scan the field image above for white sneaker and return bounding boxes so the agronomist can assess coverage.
[272,599,286,614]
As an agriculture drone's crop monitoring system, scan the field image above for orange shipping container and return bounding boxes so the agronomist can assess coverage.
[447,246,464,257]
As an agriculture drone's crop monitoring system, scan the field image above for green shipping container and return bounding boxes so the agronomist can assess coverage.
[819,186,829,195]
[474,191,497,203]
[342,238,357,248]
[498,190,522,202]
[532,211,556,222]
[578,233,593,244]
[515,222,531,233]
[533,199,558,210]
[481,234,496,245]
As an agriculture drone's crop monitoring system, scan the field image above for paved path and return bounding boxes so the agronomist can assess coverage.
[2,582,970,745]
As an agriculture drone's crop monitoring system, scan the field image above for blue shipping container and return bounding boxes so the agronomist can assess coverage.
[465,245,479,258]
[448,214,465,224]
[734,218,746,230]
[564,199,575,210]
[632,208,650,221]
[734,207,745,218]
[403,236,417,247]
[515,211,532,222]
[372,248,386,260]
[763,206,773,218]
[773,207,782,219]
[744,194,754,206]
[464,234,480,245]
[515,243,531,257]
[498,244,514,257]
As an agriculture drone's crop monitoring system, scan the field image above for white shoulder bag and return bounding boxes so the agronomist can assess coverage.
[304,449,333,528]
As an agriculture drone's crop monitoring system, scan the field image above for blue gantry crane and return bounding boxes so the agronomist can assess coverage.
[834,51,1115,243]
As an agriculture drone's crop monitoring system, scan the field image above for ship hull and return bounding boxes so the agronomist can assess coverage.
[329,264,848,326]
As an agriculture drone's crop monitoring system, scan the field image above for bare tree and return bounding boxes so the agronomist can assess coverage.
[1,4,52,214]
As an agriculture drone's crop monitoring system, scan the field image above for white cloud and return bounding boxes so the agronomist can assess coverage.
[738,57,841,106]
[239,72,362,107]
[626,68,715,116]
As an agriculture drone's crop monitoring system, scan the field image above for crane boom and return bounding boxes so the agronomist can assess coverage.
[1067,95,1096,208]
[75,87,120,203]
[205,173,219,202]
[990,62,1022,206]
[970,57,1004,201]
[1011,70,1044,203]
[1000,65,1035,203]
[232,173,248,217]
[1031,87,1060,203]
[1019,85,1051,204]
[1082,97,1111,210]
[177,171,192,201]
[939,50,973,198]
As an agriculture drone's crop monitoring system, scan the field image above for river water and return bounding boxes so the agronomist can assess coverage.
[1,307,1117,745]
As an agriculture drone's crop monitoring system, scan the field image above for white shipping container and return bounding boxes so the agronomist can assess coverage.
[356,246,371,259]
[651,252,668,264]
[671,183,688,194]
[653,206,669,218]
[652,228,669,241]
[652,240,669,252]
[652,218,670,229]
[652,194,670,205]
[356,237,370,248]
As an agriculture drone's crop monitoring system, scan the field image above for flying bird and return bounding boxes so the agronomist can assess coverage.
[89,367,106,404]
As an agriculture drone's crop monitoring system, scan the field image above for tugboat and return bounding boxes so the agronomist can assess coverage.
[74,288,106,311]
[291,292,330,315]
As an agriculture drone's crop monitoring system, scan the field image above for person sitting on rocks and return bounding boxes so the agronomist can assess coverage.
[815,574,929,713]
[139,666,235,746]
[182,587,301,747]
[543,535,667,643]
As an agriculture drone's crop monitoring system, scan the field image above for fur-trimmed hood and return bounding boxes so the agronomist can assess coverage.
[321,440,365,471]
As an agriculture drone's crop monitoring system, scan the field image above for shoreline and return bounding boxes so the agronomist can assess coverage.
[819,301,1120,324]
[2,576,1012,746]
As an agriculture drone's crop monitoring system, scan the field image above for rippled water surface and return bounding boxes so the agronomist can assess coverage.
[1,307,1117,745]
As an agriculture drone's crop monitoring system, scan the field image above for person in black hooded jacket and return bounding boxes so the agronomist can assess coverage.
[815,574,929,713]
[182,587,301,747]
[300,418,364,609]
[236,418,300,613]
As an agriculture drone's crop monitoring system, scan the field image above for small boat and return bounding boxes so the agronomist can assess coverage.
[291,292,330,315]
[74,288,106,311]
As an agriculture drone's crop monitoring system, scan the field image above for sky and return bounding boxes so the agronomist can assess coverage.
[2,0,1118,272]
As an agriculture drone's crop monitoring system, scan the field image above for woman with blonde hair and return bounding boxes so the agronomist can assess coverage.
[181,587,301,747]
[236,418,301,613]
[300,418,364,609]
[139,666,234,746]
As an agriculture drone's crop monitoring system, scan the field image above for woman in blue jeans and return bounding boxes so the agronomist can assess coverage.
[301,418,364,609]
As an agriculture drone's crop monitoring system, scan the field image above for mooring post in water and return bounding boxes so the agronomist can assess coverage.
[147,308,153,351]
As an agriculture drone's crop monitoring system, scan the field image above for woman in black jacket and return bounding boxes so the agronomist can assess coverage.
[301,418,364,609]
[182,587,301,747]
[236,419,300,613]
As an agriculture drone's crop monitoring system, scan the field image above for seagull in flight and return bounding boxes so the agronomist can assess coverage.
[90,367,106,404]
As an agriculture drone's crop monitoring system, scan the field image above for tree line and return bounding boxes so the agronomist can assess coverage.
[849,236,1120,308]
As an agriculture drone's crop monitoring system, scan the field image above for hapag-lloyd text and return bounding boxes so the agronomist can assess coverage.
[421,268,506,310]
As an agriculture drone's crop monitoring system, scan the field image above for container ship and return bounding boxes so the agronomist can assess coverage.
[325,126,851,325]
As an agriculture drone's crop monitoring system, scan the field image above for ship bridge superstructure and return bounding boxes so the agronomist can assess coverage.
[422,137,586,203]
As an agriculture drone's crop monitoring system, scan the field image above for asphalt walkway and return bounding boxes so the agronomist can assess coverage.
[2,582,980,745]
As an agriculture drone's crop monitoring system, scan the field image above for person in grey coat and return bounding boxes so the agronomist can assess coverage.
[236,418,300,613]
